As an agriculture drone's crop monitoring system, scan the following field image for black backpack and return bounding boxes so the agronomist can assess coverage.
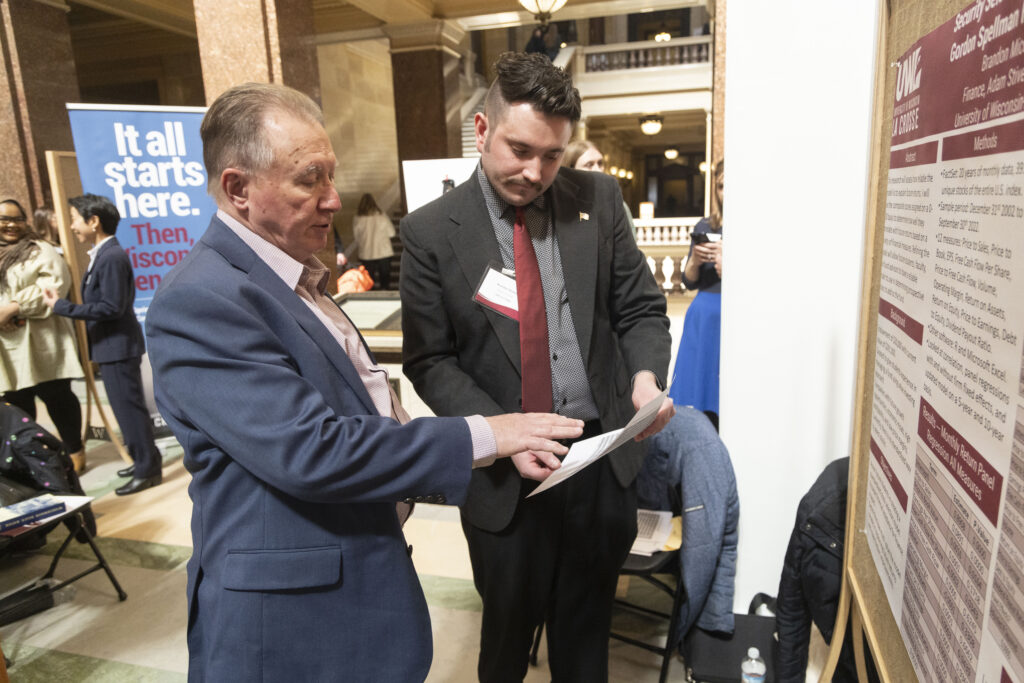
[0,402,96,538]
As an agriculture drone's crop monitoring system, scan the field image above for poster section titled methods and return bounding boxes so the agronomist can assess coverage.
[865,3,1024,682]
[67,105,216,323]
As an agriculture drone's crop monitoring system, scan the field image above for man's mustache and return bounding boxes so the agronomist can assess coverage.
[508,178,543,192]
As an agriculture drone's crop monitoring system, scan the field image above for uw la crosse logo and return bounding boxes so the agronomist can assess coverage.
[892,46,923,136]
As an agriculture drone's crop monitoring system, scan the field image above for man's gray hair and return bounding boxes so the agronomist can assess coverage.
[201,82,325,194]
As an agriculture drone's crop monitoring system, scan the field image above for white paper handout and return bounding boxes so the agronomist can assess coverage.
[630,509,673,556]
[526,388,668,498]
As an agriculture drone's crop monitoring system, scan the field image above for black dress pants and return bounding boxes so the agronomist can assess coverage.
[461,435,638,683]
[363,257,391,290]
[100,358,160,478]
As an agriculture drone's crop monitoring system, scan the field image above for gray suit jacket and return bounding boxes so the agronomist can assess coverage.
[400,167,670,532]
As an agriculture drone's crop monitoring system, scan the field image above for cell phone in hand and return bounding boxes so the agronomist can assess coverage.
[691,233,710,244]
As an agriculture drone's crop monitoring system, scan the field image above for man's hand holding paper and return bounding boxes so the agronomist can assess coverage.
[511,450,562,481]
[632,370,675,441]
[527,388,669,497]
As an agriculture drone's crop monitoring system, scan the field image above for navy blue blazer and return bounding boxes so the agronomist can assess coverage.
[146,216,473,682]
[53,236,145,363]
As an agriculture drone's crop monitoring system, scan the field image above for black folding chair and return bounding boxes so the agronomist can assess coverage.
[0,503,126,627]
[528,549,686,683]
[609,550,687,683]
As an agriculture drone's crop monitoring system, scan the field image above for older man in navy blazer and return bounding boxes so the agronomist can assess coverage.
[45,193,162,494]
[142,83,581,682]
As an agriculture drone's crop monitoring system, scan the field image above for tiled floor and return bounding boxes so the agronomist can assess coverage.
[0,445,687,682]
[0,290,799,682]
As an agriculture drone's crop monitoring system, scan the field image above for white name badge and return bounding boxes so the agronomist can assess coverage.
[474,265,519,321]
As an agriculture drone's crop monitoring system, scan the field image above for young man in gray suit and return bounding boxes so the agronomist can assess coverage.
[401,53,675,682]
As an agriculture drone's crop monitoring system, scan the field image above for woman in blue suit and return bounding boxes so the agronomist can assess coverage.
[44,194,162,495]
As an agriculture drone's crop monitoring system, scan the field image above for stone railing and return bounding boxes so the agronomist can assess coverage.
[553,45,577,72]
[635,217,702,293]
[582,35,711,73]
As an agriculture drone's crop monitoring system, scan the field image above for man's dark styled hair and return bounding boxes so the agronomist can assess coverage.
[484,52,581,125]
[69,193,121,235]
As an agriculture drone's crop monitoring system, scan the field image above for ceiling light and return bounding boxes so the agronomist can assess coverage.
[617,168,627,178]
[639,115,663,136]
[698,161,708,173]
[654,31,671,42]
[517,0,568,26]
[626,171,634,180]
[664,148,679,160]
[609,166,619,175]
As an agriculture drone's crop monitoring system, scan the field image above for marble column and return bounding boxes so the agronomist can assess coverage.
[0,0,80,209]
[193,0,329,272]
[710,0,726,171]
[193,0,321,105]
[704,108,713,215]
[386,21,465,174]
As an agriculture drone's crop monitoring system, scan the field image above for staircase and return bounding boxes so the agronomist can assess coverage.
[460,88,486,158]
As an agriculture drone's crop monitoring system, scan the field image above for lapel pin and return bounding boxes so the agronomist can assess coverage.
[579,212,590,221]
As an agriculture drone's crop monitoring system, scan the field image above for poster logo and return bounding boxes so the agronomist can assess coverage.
[896,46,923,101]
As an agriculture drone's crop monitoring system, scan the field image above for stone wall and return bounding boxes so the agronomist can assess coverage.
[318,39,401,264]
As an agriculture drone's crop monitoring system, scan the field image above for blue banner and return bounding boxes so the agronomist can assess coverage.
[66,105,216,323]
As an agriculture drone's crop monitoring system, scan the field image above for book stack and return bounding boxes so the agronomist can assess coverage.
[0,494,67,531]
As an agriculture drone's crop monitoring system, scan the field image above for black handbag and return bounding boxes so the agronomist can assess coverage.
[0,475,39,507]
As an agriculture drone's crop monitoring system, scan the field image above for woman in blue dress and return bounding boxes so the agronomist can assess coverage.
[669,160,724,429]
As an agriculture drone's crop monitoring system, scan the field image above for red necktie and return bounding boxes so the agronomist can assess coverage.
[514,206,552,413]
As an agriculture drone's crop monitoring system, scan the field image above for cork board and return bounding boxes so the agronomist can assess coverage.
[842,0,1024,681]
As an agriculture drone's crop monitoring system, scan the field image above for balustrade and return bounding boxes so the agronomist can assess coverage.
[635,217,701,293]
[583,36,711,73]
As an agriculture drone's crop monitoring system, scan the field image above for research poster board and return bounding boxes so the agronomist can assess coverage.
[862,1,1024,681]
[401,158,478,213]
[66,104,216,324]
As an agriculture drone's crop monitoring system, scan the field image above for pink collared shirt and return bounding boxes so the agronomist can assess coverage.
[217,209,496,467]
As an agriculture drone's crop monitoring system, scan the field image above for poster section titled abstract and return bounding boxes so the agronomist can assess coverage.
[866,3,1024,683]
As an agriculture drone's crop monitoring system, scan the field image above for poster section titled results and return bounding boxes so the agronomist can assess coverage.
[866,3,1024,682]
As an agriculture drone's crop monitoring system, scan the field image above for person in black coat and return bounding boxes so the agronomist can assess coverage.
[525,27,548,55]
[775,457,878,682]
[43,194,162,496]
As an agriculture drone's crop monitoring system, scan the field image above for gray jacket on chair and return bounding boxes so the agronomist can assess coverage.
[637,405,739,641]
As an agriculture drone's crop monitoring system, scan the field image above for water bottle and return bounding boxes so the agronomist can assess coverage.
[42,578,77,606]
[741,647,766,683]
